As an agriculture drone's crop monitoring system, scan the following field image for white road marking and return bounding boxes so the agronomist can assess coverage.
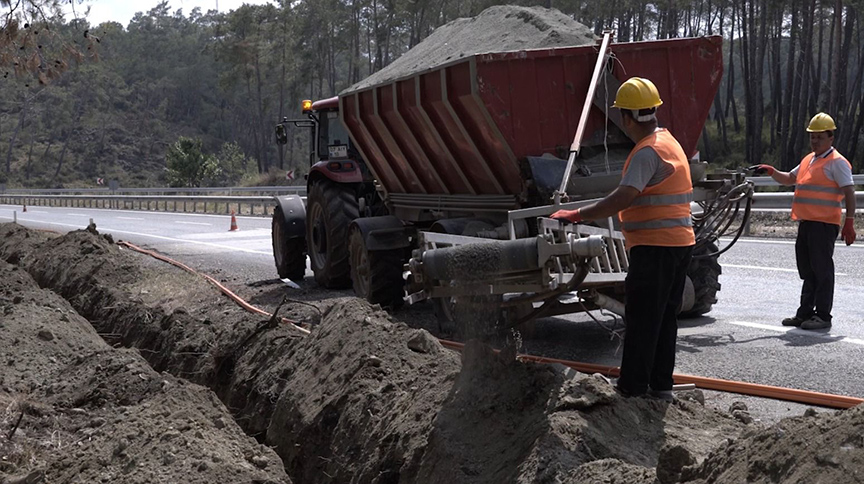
[182,228,271,240]
[117,217,144,221]
[175,221,211,226]
[66,213,89,217]
[722,237,863,248]
[728,321,864,346]
[723,263,847,277]
[0,219,272,255]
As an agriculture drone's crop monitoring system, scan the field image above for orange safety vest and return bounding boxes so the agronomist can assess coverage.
[791,148,851,226]
[619,129,696,248]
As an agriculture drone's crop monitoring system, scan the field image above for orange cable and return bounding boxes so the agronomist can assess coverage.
[439,339,864,409]
[118,240,310,335]
[118,240,861,409]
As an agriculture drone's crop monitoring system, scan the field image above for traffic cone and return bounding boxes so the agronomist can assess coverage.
[229,210,238,231]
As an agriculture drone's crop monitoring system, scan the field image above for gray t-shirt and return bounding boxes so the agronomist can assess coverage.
[790,147,854,187]
[619,146,675,192]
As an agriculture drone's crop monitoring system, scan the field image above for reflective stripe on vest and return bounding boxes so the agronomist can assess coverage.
[621,217,692,231]
[618,129,696,248]
[791,149,850,226]
[629,192,694,206]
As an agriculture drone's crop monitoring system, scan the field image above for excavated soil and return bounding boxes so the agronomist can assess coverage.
[2,222,864,483]
[0,257,289,483]
[346,5,596,92]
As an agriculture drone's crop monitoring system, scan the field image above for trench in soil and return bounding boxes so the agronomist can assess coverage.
[6,224,860,484]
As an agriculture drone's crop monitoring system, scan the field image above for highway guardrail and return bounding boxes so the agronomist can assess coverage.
[0,194,303,216]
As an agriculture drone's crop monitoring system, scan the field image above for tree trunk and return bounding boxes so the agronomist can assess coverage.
[792,0,817,159]
[246,75,264,173]
[25,135,35,180]
[725,2,741,132]
[51,136,71,185]
[835,5,855,123]
[819,5,830,112]
[353,0,361,83]
[6,94,28,174]
[830,0,843,113]
[781,0,798,166]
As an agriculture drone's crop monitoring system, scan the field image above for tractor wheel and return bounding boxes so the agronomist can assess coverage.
[349,226,405,306]
[271,206,306,281]
[679,242,722,318]
[306,180,359,288]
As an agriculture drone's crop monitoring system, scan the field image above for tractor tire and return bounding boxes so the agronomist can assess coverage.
[349,226,405,306]
[306,180,359,288]
[679,242,722,318]
[271,206,306,281]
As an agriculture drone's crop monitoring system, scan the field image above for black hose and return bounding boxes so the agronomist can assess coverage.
[692,181,754,259]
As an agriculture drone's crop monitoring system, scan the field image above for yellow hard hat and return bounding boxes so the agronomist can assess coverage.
[806,112,837,132]
[612,77,664,110]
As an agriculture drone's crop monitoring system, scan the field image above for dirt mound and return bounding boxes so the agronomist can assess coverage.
[347,5,596,92]
[0,258,290,483]
[4,222,864,483]
[410,343,745,483]
[680,405,864,483]
[266,298,461,482]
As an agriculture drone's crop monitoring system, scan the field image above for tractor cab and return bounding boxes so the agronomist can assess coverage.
[275,97,370,183]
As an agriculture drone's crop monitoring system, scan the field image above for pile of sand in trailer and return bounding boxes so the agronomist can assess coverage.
[346,5,596,91]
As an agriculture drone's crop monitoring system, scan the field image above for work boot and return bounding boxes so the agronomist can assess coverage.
[800,315,831,330]
[781,316,806,327]
[614,384,645,398]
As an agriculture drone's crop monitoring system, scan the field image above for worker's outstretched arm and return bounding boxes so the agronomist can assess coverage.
[770,169,797,186]
[551,185,640,223]
[749,164,797,186]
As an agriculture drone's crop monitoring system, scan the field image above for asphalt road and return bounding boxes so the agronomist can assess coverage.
[3,202,863,422]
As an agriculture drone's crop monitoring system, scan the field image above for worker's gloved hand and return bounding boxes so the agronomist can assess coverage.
[550,208,583,223]
[748,164,775,176]
[841,217,857,245]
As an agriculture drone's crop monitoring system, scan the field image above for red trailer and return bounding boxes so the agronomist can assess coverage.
[272,34,752,333]
[340,36,722,202]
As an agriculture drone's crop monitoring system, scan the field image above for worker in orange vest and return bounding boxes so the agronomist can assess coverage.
[551,77,694,401]
[750,113,856,330]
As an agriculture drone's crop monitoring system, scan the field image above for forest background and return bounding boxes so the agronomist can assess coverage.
[1,0,862,189]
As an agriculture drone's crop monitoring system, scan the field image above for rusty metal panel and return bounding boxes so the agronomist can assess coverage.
[475,36,723,162]
[341,36,723,198]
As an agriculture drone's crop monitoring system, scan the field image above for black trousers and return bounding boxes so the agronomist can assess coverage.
[795,220,840,322]
[617,244,693,395]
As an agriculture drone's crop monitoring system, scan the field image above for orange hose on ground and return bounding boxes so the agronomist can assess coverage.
[118,241,310,335]
[118,240,861,409]
[439,339,864,409]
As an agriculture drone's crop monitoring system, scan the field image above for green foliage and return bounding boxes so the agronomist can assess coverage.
[2,1,864,189]
[207,142,253,187]
[165,137,214,188]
